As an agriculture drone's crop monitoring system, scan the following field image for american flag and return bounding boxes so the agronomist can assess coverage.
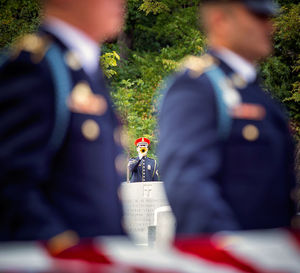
[0,229,299,273]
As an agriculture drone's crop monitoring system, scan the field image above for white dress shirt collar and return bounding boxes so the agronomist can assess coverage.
[215,47,257,83]
[44,16,100,76]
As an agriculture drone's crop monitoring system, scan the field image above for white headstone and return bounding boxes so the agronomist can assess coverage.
[154,206,175,248]
[120,182,175,245]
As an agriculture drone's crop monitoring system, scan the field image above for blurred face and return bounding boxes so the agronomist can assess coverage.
[81,0,125,41]
[48,0,126,42]
[224,4,274,62]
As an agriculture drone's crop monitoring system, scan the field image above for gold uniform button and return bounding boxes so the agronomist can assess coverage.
[242,124,259,141]
[115,154,127,175]
[114,126,129,148]
[81,119,100,141]
[64,50,82,70]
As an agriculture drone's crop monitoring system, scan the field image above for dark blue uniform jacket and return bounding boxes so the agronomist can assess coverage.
[128,156,159,182]
[0,30,125,240]
[158,52,296,234]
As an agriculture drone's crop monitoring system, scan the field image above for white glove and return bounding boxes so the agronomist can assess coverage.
[128,158,138,166]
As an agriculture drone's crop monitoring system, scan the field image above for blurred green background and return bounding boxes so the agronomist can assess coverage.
[0,0,299,160]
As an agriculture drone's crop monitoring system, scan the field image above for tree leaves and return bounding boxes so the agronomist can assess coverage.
[101,51,120,78]
[105,0,204,157]
[139,0,170,15]
[261,3,300,138]
[0,0,40,48]
[1,0,299,148]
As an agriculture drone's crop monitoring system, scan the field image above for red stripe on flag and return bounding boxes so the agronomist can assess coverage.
[174,236,277,273]
[289,230,300,251]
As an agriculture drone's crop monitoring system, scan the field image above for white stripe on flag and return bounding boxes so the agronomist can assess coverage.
[0,242,53,271]
[97,236,242,273]
[212,229,300,272]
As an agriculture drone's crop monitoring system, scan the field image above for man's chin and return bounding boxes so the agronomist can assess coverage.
[101,28,123,42]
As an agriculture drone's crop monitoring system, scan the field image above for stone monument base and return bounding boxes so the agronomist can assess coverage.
[120,181,175,246]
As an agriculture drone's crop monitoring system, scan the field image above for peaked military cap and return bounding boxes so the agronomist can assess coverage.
[202,0,279,16]
[135,137,150,146]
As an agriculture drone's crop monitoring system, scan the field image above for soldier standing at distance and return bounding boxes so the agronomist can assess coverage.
[0,0,127,244]
[159,0,296,234]
[128,137,159,182]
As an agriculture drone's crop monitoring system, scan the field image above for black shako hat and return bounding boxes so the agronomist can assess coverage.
[202,0,279,16]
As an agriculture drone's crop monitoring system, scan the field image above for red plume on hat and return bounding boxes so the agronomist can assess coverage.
[134,137,150,146]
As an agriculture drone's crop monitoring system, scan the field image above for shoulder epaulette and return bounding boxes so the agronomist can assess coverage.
[179,54,216,79]
[11,33,51,63]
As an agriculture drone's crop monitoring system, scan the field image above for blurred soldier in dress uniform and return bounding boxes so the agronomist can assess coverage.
[0,0,127,243]
[159,0,296,233]
[128,137,159,182]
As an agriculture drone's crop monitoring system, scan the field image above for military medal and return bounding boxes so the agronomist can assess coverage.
[231,103,266,120]
[68,81,108,115]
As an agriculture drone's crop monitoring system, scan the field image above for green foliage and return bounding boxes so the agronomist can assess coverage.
[0,0,40,48]
[100,51,120,78]
[1,0,299,152]
[106,0,204,157]
[139,0,170,15]
[261,3,300,138]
